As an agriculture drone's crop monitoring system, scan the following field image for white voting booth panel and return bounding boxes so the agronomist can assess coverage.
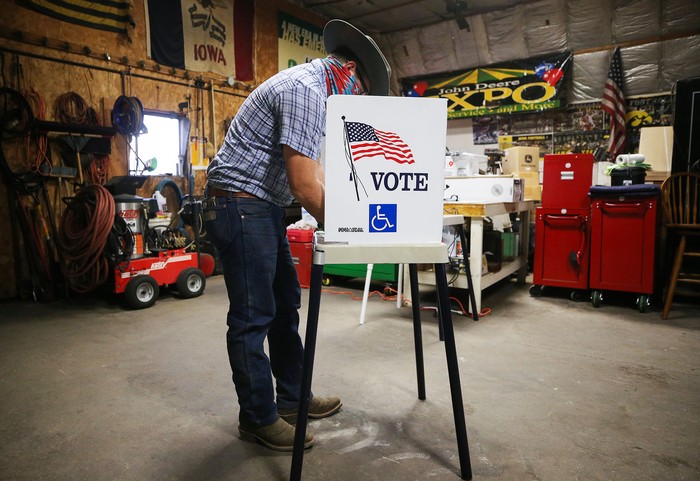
[324,95,447,245]
[293,96,472,481]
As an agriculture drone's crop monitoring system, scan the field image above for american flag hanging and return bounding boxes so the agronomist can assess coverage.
[601,48,627,159]
[345,122,415,164]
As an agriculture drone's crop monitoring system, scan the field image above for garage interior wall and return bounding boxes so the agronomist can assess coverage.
[0,0,325,300]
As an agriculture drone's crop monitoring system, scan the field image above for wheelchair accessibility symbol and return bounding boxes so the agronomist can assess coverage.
[369,204,397,233]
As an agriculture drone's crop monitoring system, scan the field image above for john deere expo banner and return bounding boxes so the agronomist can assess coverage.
[402,51,572,119]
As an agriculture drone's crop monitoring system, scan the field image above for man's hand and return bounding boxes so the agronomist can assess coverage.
[283,145,325,223]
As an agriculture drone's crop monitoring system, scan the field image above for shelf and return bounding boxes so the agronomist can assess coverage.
[416,257,526,291]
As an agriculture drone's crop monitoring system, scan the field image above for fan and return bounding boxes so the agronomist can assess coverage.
[445,0,470,30]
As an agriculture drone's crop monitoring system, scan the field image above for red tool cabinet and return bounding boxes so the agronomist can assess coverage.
[588,185,660,312]
[532,208,591,294]
[531,154,595,298]
[541,153,594,209]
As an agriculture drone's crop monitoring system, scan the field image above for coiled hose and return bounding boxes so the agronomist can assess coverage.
[57,184,115,293]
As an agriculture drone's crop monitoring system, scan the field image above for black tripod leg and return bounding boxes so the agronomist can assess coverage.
[434,263,472,480]
[408,264,426,400]
[290,255,324,481]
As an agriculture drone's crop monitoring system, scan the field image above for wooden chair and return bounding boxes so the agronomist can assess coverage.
[660,172,700,319]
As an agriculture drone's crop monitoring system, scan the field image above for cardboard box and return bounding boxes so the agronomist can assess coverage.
[638,126,673,174]
[503,147,540,174]
[512,171,541,201]
[444,176,524,203]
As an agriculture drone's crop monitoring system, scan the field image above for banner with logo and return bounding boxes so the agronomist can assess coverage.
[402,51,572,119]
[324,96,447,244]
[278,12,325,72]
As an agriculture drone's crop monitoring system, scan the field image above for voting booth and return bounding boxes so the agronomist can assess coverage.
[291,95,472,481]
[324,95,447,244]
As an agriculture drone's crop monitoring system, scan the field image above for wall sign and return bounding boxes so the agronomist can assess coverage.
[324,96,447,245]
[402,51,572,119]
[277,12,325,72]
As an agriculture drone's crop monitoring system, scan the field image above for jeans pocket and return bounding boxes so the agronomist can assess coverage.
[238,199,273,218]
[204,204,232,250]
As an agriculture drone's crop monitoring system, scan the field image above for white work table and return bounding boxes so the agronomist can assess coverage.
[412,201,534,314]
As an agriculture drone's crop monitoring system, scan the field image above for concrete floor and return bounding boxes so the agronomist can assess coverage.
[1,274,699,481]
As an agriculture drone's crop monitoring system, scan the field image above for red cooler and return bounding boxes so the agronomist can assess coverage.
[588,185,660,311]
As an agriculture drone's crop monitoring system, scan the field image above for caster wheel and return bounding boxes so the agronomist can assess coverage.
[529,285,543,297]
[637,294,651,313]
[321,275,333,286]
[570,290,585,302]
[591,290,603,308]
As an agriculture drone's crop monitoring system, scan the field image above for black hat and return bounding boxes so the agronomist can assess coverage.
[323,19,391,96]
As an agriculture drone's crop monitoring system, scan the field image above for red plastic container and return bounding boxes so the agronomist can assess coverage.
[533,207,591,290]
[287,229,314,243]
[288,229,315,288]
[542,153,594,209]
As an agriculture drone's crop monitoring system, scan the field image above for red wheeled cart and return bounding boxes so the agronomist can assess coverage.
[113,248,206,309]
[531,208,591,297]
[588,184,660,312]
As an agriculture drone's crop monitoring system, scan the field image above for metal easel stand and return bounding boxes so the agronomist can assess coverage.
[290,241,473,481]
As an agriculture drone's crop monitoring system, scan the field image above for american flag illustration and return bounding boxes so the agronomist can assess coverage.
[345,121,415,164]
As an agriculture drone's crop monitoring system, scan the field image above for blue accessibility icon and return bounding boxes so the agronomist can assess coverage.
[369,204,397,233]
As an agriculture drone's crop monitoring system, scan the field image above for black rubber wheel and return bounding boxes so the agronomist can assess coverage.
[321,275,333,287]
[570,290,586,302]
[529,285,543,297]
[176,268,206,298]
[125,275,159,309]
[637,294,651,313]
[591,290,603,308]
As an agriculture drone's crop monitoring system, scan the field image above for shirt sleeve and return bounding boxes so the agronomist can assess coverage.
[276,85,326,161]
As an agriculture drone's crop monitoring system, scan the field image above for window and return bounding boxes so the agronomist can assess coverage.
[129,111,187,176]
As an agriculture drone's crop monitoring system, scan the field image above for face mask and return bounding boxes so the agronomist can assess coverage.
[320,56,365,96]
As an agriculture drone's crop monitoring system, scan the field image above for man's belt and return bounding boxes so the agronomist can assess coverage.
[206,186,257,199]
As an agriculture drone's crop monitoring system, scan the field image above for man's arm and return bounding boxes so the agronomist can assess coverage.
[283,145,325,223]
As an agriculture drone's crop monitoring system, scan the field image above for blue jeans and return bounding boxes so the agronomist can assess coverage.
[204,196,304,428]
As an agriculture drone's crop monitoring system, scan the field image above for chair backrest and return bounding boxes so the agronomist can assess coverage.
[661,172,700,226]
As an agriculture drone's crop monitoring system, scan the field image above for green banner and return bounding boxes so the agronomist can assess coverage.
[277,12,325,72]
[402,51,572,119]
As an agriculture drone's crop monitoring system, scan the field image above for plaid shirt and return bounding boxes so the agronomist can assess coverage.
[206,59,327,206]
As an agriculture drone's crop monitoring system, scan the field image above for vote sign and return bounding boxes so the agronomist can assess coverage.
[324,96,447,244]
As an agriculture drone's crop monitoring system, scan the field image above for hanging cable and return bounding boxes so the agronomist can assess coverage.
[55,91,89,125]
[57,183,115,293]
[23,87,52,174]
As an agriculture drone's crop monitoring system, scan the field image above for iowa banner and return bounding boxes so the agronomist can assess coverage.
[402,51,572,119]
[24,0,134,34]
[147,0,253,79]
